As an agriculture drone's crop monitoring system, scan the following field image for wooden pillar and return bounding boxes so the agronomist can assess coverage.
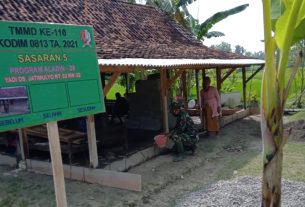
[202,69,206,88]
[182,71,188,110]
[86,115,98,168]
[195,70,200,109]
[101,73,106,88]
[47,121,68,207]
[242,67,247,109]
[125,73,129,94]
[216,68,222,91]
[160,70,169,133]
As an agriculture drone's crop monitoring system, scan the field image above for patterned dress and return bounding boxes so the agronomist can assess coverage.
[170,109,199,153]
[200,86,221,132]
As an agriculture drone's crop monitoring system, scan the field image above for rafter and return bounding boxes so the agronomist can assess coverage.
[103,72,121,96]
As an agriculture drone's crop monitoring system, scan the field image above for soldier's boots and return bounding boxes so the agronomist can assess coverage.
[173,153,186,162]
[173,142,185,162]
[190,145,196,155]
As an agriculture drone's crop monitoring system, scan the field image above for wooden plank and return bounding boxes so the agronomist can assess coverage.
[182,71,188,110]
[242,67,247,109]
[47,121,68,207]
[246,65,264,83]
[103,72,121,97]
[216,68,222,91]
[27,159,85,182]
[86,115,98,168]
[85,168,142,192]
[26,159,142,192]
[167,69,184,90]
[221,68,237,83]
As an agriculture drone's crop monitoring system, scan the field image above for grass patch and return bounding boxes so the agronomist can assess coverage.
[0,196,14,207]
[286,111,305,123]
[216,151,260,180]
[235,143,305,182]
[282,143,305,182]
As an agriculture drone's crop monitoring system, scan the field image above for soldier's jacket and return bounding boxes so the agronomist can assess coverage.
[171,109,197,138]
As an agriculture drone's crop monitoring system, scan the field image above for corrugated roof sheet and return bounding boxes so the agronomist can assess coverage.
[98,58,265,68]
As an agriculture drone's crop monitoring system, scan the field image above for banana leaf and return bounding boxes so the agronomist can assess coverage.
[196,4,249,40]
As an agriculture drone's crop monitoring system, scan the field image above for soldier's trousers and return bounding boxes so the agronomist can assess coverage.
[170,133,199,153]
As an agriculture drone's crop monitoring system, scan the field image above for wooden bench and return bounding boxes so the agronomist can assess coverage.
[25,125,87,164]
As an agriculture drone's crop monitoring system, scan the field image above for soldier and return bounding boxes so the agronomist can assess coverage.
[168,102,199,162]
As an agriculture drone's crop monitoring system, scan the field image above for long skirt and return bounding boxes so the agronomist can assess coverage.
[203,104,220,133]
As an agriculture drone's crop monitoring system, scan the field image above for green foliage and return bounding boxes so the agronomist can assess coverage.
[118,73,136,92]
[211,41,266,59]
[0,196,14,207]
[286,111,305,123]
[205,31,225,39]
[234,45,246,55]
[222,70,238,92]
[196,4,249,40]
[107,83,126,100]
[274,1,305,48]
[211,41,232,52]
[183,67,305,107]
[236,142,305,182]
[260,1,305,203]
[145,1,248,41]
[261,0,305,123]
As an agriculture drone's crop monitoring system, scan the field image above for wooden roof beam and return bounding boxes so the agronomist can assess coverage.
[246,65,264,83]
[103,72,121,97]
[221,68,237,83]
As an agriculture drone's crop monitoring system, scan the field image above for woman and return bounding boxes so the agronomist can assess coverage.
[200,76,221,135]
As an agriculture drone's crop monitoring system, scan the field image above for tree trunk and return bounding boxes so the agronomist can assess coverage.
[262,148,283,206]
[261,110,284,207]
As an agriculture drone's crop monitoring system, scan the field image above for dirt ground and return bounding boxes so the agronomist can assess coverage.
[0,115,302,207]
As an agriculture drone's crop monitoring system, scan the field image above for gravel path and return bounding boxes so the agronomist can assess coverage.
[176,176,305,207]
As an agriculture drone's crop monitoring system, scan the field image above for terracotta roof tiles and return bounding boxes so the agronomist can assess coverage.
[0,0,246,60]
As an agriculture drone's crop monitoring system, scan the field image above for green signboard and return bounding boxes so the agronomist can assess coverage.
[0,21,105,132]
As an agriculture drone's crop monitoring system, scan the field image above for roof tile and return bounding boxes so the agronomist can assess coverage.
[0,0,246,59]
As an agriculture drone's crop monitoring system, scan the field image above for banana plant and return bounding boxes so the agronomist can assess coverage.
[261,0,305,206]
[196,4,249,40]
[146,0,248,41]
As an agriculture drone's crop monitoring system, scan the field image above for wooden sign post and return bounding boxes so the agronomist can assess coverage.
[47,121,68,207]
[0,21,105,206]
[86,115,98,168]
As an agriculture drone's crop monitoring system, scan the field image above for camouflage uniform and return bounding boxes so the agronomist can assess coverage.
[169,109,199,154]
